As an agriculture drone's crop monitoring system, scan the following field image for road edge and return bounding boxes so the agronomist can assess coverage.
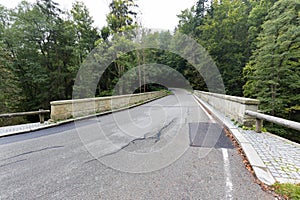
[193,94,276,186]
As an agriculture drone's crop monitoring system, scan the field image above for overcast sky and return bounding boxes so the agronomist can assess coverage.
[0,0,197,31]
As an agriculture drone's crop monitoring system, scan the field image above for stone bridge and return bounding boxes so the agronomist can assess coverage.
[0,88,299,199]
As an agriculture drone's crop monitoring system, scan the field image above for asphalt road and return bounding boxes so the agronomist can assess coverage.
[0,89,275,199]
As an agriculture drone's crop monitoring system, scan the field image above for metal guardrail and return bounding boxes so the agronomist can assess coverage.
[245,110,300,133]
[0,109,50,124]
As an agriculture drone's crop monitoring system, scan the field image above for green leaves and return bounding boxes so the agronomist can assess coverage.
[196,0,250,96]
[106,0,137,35]
[243,0,300,120]
[0,0,99,113]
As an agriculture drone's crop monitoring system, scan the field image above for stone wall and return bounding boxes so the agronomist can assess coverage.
[50,91,167,121]
[194,91,259,126]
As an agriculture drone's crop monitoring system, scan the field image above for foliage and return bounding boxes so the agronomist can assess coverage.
[177,7,198,36]
[199,0,251,96]
[0,0,99,115]
[273,183,300,200]
[71,1,99,64]
[246,0,276,56]
[243,0,300,120]
[177,0,252,96]
[95,0,138,96]
[106,0,137,34]
[176,0,299,140]
[0,0,299,136]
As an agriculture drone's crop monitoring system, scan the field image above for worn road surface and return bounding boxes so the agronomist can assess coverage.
[0,89,274,199]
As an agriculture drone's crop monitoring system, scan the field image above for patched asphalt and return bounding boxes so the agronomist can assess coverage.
[0,89,275,199]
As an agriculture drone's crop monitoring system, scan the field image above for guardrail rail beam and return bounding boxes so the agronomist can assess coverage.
[0,109,50,124]
[245,110,300,133]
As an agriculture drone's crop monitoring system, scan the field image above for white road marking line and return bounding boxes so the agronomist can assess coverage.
[222,148,233,200]
[192,95,215,123]
[193,94,233,197]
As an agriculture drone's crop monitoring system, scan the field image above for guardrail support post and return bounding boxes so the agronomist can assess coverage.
[39,109,45,124]
[255,118,263,133]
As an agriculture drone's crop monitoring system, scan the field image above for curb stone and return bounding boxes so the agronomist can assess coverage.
[193,94,276,186]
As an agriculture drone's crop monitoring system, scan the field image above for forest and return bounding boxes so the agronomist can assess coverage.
[0,0,299,140]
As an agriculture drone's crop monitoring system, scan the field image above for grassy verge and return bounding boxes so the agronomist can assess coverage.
[273,183,300,199]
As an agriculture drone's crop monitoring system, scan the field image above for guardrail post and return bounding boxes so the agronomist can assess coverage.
[255,118,263,133]
[39,109,45,124]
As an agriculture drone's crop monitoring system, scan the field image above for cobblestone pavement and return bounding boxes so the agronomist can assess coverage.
[0,122,50,137]
[241,129,300,183]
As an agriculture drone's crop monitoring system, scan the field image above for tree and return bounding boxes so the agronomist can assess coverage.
[197,0,251,96]
[176,0,252,95]
[71,1,99,64]
[0,6,21,112]
[0,0,100,113]
[177,7,198,36]
[246,0,276,57]
[106,0,137,34]
[195,0,209,20]
[95,0,138,95]
[177,0,211,37]
[243,0,300,120]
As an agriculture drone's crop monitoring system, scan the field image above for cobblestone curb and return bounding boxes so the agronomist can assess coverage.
[242,130,300,184]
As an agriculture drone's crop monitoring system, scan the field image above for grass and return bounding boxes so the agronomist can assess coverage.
[239,124,267,132]
[229,119,268,132]
[273,183,300,199]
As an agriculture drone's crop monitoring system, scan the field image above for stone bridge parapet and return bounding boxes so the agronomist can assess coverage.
[50,91,167,121]
[194,90,259,126]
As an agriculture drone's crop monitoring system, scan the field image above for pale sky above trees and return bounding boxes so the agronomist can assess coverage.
[1,0,196,30]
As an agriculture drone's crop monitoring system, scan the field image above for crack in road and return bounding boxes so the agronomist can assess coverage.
[0,159,27,168]
[153,118,177,143]
[1,146,64,161]
[95,118,178,159]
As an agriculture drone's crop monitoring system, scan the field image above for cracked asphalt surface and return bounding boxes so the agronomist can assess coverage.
[0,89,275,199]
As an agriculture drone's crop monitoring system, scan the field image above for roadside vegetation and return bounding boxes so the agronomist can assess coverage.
[273,183,300,200]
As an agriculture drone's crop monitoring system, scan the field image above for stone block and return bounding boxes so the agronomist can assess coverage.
[50,91,166,121]
[194,91,259,127]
